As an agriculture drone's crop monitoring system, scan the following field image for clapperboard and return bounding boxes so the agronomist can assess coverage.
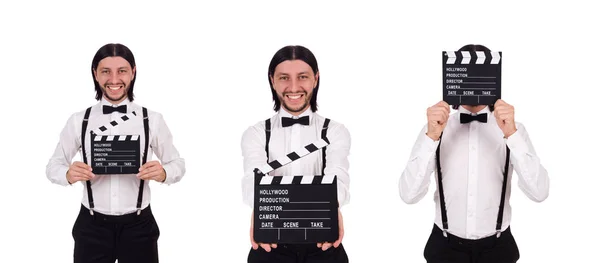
[90,111,141,174]
[253,139,339,244]
[442,50,502,105]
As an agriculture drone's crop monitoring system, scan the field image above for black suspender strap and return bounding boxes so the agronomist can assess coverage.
[496,146,511,237]
[434,133,448,237]
[265,118,271,160]
[435,133,512,238]
[321,118,331,175]
[81,107,95,215]
[136,107,150,215]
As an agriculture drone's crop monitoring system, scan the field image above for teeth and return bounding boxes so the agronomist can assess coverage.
[108,86,121,90]
[287,95,301,99]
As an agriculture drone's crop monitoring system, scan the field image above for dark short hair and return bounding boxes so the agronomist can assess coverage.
[91,43,137,101]
[452,44,495,111]
[268,45,320,112]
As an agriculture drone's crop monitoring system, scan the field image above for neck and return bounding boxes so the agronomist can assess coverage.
[283,107,310,117]
[104,96,127,105]
[462,105,486,114]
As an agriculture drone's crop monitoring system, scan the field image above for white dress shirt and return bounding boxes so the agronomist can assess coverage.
[241,109,351,208]
[46,98,185,215]
[399,106,549,239]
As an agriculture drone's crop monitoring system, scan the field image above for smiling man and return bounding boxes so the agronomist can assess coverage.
[241,45,351,263]
[46,43,185,263]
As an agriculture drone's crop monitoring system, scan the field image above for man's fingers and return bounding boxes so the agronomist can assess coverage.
[333,239,342,248]
[138,166,162,178]
[317,243,323,248]
[271,244,277,248]
[321,242,332,251]
[138,170,163,180]
[140,161,160,170]
[260,243,272,252]
[70,167,95,179]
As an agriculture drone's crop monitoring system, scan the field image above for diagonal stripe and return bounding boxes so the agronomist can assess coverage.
[259,163,274,174]
[321,175,335,184]
[287,152,301,161]
[106,136,114,141]
[118,136,126,141]
[269,160,282,170]
[276,156,292,166]
[491,52,501,64]
[313,139,329,149]
[94,136,102,141]
[280,176,294,184]
[305,143,318,152]
[131,135,139,141]
[476,51,486,64]
[259,176,274,185]
[295,147,310,157]
[301,175,315,184]
[461,51,471,64]
[446,51,456,64]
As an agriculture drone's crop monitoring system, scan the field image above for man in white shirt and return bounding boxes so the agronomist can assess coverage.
[241,45,350,263]
[399,45,549,263]
[46,43,185,263]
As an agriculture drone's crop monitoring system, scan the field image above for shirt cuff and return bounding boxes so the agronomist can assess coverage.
[505,128,527,154]
[162,165,173,185]
[60,166,72,186]
[419,131,440,152]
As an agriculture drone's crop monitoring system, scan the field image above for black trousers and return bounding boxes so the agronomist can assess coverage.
[72,204,160,263]
[424,224,520,263]
[248,243,349,263]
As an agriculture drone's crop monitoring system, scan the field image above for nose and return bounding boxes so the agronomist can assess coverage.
[289,78,301,92]
[109,72,119,84]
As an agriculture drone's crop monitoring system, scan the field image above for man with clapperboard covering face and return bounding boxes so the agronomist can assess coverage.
[241,45,350,263]
[46,43,186,263]
[399,44,550,263]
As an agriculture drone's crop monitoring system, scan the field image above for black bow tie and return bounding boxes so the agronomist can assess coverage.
[282,116,310,127]
[103,105,127,114]
[460,113,487,124]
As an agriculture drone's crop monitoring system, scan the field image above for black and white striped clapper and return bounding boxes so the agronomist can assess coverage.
[443,50,502,106]
[90,112,141,174]
[253,138,339,244]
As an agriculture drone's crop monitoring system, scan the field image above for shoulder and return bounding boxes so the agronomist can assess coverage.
[314,113,350,140]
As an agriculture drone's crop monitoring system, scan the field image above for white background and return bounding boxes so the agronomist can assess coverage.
[0,0,598,262]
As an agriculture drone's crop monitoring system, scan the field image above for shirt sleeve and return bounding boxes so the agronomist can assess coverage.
[150,113,186,185]
[241,123,267,208]
[505,123,550,202]
[398,125,439,204]
[46,113,80,186]
[323,123,351,207]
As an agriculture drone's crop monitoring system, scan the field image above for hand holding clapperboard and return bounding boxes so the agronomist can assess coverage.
[252,138,340,244]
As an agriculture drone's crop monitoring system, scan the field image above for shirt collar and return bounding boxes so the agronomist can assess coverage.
[458,105,490,115]
[277,108,313,122]
[100,97,131,107]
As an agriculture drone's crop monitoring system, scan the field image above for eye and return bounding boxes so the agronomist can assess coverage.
[279,76,289,81]
[299,75,309,79]
[101,70,109,74]
[118,69,127,74]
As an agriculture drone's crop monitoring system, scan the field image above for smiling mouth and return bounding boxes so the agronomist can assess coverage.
[107,85,123,90]
[286,94,304,100]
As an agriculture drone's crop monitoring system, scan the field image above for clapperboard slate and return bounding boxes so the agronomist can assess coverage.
[253,139,339,244]
[90,112,141,174]
[442,51,502,105]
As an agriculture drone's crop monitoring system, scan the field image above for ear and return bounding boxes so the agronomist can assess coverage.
[314,72,319,88]
[132,66,136,80]
[270,75,274,88]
